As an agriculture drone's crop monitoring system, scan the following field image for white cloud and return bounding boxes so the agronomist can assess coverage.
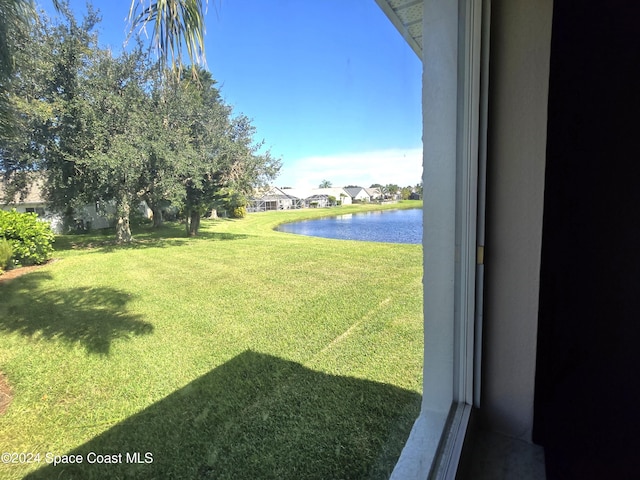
[275,148,423,189]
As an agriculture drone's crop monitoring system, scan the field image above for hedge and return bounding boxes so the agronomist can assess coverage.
[0,209,55,266]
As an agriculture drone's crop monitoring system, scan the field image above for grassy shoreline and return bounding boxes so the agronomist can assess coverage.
[0,201,423,479]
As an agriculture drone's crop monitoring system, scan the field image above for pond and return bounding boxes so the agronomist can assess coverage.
[275,208,422,244]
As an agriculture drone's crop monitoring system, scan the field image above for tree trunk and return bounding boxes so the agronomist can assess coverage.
[187,209,200,236]
[152,205,163,228]
[115,194,132,243]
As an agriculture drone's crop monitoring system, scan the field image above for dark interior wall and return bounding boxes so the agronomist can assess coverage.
[534,1,640,478]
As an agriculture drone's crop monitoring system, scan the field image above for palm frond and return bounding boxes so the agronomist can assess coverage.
[128,0,206,77]
[0,0,35,80]
[0,0,35,138]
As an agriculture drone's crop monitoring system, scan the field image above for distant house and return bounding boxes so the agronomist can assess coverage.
[0,179,47,216]
[1,176,151,234]
[364,187,383,200]
[278,188,312,206]
[247,186,304,212]
[311,188,353,206]
[248,186,353,212]
[344,187,371,202]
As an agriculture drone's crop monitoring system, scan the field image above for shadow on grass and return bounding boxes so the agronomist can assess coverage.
[24,350,421,480]
[0,272,153,354]
[54,223,250,253]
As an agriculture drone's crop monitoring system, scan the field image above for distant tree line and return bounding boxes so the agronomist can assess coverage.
[326,182,423,200]
[369,183,423,200]
[0,4,280,242]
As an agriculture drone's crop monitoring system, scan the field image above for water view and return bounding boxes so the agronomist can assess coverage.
[276,208,423,244]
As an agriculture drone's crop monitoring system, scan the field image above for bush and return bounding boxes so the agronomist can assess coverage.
[0,238,13,272]
[0,209,55,266]
[222,192,247,219]
[231,206,247,219]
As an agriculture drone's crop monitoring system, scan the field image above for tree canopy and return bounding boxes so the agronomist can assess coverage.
[1,6,280,242]
[1,0,207,140]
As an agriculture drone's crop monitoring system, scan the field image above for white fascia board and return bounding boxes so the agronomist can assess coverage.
[374,0,423,59]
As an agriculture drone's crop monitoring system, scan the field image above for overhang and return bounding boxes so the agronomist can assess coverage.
[374,0,423,59]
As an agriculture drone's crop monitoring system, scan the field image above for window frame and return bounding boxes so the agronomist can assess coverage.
[389,0,489,478]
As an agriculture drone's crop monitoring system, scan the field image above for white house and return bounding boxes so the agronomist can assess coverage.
[311,187,353,206]
[249,186,353,211]
[247,186,304,212]
[1,177,151,233]
[344,187,371,202]
[364,187,382,200]
[0,179,47,217]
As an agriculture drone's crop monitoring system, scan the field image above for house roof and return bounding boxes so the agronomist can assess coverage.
[0,175,47,205]
[256,187,352,201]
[254,186,290,200]
[312,187,350,198]
[280,188,313,200]
[375,0,423,58]
[344,187,367,198]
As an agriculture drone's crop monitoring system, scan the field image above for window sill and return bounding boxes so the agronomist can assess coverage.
[391,403,472,479]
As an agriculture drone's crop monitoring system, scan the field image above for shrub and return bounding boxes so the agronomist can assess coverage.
[0,238,13,272]
[231,206,247,219]
[0,209,55,266]
[223,191,247,219]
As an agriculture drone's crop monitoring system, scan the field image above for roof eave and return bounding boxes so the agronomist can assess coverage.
[375,0,423,60]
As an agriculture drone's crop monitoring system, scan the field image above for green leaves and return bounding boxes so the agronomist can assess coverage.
[0,209,54,266]
[0,237,12,271]
[3,6,279,242]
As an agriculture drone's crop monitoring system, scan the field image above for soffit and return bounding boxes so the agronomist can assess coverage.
[374,0,423,59]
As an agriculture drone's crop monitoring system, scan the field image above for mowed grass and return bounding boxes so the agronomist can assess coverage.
[0,201,423,480]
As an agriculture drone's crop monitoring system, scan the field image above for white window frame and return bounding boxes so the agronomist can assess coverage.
[390,0,489,478]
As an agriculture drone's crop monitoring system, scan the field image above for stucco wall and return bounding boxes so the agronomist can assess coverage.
[481,0,553,441]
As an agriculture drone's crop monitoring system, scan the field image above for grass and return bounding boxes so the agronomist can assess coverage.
[0,201,423,479]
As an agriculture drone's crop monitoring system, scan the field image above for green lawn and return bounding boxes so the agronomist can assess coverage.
[0,201,423,480]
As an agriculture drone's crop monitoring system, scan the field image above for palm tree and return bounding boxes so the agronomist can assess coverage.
[7,0,207,75]
[51,0,207,73]
[127,0,206,75]
[0,0,33,78]
[1,0,206,135]
[319,179,332,188]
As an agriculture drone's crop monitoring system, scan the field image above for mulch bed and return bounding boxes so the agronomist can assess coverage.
[0,259,58,284]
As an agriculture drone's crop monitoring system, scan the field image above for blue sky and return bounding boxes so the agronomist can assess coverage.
[40,1,423,189]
